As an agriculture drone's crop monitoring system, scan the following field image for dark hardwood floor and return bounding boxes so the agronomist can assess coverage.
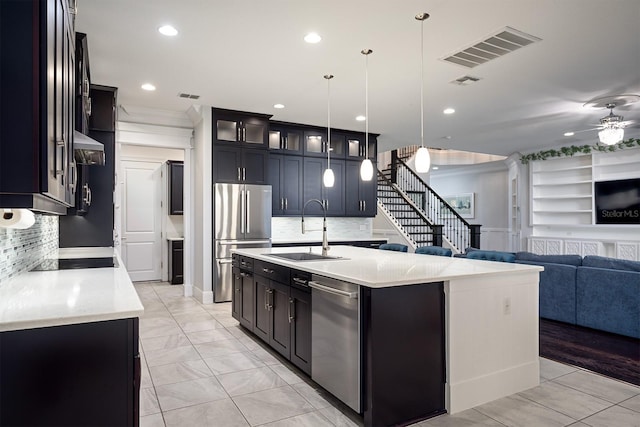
[539,318,640,386]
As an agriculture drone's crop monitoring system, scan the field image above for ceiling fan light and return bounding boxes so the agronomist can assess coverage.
[415,146,431,173]
[598,127,624,145]
[360,158,374,181]
[323,168,335,187]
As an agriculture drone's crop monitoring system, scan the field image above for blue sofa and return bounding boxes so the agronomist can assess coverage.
[514,252,640,339]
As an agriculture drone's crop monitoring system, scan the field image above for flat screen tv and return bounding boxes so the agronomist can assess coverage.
[594,178,640,224]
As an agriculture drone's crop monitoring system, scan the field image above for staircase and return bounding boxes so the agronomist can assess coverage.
[377,170,443,247]
[376,149,481,252]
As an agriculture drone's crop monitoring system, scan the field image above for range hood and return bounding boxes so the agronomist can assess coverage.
[74,131,105,165]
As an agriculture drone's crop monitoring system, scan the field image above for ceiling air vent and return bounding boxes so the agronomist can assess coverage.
[178,92,200,99]
[450,75,481,86]
[442,26,541,68]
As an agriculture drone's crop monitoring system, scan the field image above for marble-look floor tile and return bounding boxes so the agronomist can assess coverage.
[233,385,315,426]
[149,359,213,386]
[155,377,229,412]
[145,345,202,368]
[203,351,265,375]
[475,394,575,427]
[141,361,154,389]
[252,347,282,366]
[237,335,263,351]
[165,299,205,315]
[202,302,233,313]
[186,328,234,344]
[292,381,333,410]
[317,406,361,427]
[257,410,334,426]
[581,405,640,427]
[619,394,640,412]
[194,338,249,358]
[226,325,254,339]
[140,317,183,339]
[163,399,249,427]
[269,364,304,385]
[419,408,505,426]
[140,387,161,416]
[216,317,241,327]
[142,334,192,351]
[218,366,288,397]
[140,412,165,427]
[518,380,612,420]
[554,370,640,404]
[540,357,579,381]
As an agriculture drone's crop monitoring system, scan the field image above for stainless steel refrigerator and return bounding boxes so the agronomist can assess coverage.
[214,183,272,302]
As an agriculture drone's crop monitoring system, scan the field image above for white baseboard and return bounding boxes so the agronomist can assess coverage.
[183,283,193,297]
[192,285,214,304]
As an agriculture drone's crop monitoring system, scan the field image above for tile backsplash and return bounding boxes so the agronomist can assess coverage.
[272,217,373,242]
[0,214,58,284]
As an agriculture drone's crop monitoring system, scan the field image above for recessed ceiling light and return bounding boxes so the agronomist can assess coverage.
[564,132,575,136]
[443,108,455,115]
[304,32,322,43]
[356,115,366,121]
[273,104,285,109]
[432,166,439,170]
[158,25,178,36]
[141,83,156,91]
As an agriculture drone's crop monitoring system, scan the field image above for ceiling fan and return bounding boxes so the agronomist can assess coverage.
[594,103,636,145]
[572,95,639,145]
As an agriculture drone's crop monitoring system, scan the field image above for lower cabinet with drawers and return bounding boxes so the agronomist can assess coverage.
[231,254,311,375]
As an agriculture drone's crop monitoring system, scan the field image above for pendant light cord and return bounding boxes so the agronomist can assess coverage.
[326,75,332,168]
[420,18,425,149]
[365,53,369,159]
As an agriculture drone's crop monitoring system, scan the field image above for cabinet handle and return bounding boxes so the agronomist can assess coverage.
[262,268,274,274]
[284,198,288,210]
[71,163,78,193]
[56,139,65,147]
[242,127,246,142]
[237,127,241,141]
[86,97,92,116]
[280,198,284,210]
[264,288,269,310]
[284,136,288,150]
[237,167,241,181]
[266,288,274,310]
[243,168,246,181]
[292,277,308,286]
[363,200,366,211]
[280,136,284,150]
[288,298,295,323]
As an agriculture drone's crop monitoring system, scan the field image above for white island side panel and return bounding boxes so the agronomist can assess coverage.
[445,270,540,414]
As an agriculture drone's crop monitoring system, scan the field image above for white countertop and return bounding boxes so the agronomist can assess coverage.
[272,237,385,244]
[0,247,144,332]
[233,246,543,288]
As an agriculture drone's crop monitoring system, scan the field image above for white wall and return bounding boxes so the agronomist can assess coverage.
[430,161,510,251]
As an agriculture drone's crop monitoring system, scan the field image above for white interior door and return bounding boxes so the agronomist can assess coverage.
[121,160,162,281]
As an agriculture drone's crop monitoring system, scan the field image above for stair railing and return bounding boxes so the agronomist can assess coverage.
[389,150,481,252]
[377,170,443,247]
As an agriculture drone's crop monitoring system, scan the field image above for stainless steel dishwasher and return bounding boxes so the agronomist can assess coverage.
[309,274,360,413]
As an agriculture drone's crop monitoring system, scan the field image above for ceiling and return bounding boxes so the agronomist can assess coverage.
[76,0,640,157]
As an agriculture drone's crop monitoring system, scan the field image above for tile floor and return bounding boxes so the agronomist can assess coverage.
[136,282,640,427]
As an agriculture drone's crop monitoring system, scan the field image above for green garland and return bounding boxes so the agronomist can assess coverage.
[519,138,640,164]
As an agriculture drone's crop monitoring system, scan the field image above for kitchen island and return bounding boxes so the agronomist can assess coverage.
[0,247,144,426]
[232,245,543,426]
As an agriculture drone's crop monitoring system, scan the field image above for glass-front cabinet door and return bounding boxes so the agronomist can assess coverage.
[269,125,303,154]
[212,109,269,147]
[303,130,327,157]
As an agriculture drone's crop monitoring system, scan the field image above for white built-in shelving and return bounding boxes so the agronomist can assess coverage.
[530,155,593,226]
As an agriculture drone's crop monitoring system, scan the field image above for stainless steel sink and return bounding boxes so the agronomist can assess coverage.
[265,252,344,261]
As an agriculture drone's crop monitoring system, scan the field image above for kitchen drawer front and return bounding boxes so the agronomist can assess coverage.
[290,269,311,292]
[254,259,288,283]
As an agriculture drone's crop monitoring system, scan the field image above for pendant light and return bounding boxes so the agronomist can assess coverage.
[414,12,431,173]
[360,49,374,181]
[323,74,335,187]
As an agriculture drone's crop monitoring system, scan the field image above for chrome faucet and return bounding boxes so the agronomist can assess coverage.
[301,199,329,256]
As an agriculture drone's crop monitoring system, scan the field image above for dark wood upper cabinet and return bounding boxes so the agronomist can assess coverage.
[0,0,76,213]
[168,161,184,215]
[212,108,271,148]
[268,123,303,155]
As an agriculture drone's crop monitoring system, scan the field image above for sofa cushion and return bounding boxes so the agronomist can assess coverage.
[576,267,640,339]
[516,252,583,266]
[582,255,640,272]
[516,260,577,324]
[466,250,516,263]
[415,246,452,257]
